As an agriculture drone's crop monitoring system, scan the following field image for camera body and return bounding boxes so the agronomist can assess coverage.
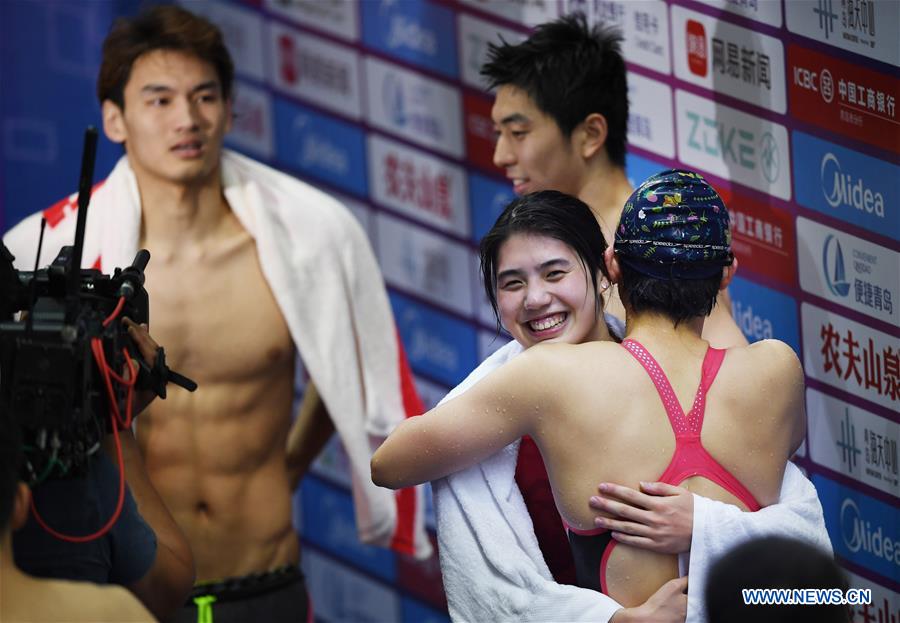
[0,241,150,483]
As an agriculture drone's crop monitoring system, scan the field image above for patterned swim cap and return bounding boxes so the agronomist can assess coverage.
[614,169,732,280]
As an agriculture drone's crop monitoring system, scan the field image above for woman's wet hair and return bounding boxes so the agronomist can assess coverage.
[479,190,610,334]
[618,265,722,324]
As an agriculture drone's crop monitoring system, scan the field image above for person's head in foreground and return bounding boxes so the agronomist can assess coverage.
[480,190,612,349]
[606,168,736,324]
[705,536,851,623]
[98,4,234,188]
[482,13,628,197]
[0,410,154,622]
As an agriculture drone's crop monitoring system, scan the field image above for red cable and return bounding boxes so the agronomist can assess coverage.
[29,407,126,542]
[92,339,120,423]
[29,316,136,543]
[102,297,126,328]
[91,341,137,429]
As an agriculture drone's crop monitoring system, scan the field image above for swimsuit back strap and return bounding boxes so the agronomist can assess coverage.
[688,346,726,431]
[621,339,689,435]
[621,339,724,436]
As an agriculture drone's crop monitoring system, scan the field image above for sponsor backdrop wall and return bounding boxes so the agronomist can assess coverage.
[1,0,897,620]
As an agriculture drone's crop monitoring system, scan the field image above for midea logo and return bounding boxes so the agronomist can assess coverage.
[841,498,863,552]
[822,234,851,297]
[820,153,885,217]
[840,497,900,566]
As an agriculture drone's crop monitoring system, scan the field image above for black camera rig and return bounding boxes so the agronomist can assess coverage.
[0,127,196,486]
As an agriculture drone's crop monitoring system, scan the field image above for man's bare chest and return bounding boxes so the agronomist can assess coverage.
[142,238,294,382]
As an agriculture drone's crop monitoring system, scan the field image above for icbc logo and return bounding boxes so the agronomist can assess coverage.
[686,20,707,77]
[279,35,296,84]
[793,65,833,103]
[820,69,834,103]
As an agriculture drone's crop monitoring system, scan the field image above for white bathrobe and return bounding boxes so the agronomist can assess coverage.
[434,332,832,622]
[3,150,431,559]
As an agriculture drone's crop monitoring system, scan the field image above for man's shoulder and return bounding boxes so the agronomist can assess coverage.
[8,187,112,272]
[226,151,346,213]
[224,150,363,241]
[4,198,76,269]
[37,179,113,228]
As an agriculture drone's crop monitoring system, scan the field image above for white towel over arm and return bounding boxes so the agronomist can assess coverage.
[685,461,832,622]
[434,335,624,622]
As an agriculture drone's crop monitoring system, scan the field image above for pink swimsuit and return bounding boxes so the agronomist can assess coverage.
[565,338,761,595]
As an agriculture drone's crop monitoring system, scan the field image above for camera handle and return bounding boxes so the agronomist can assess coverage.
[117,249,150,301]
[131,344,198,400]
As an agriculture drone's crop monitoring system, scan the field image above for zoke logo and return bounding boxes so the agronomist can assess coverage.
[686,20,707,77]
[840,498,900,565]
[822,234,851,297]
[821,153,885,217]
[686,113,778,182]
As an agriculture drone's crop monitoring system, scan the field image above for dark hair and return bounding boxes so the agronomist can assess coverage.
[0,409,23,533]
[480,13,628,167]
[706,536,851,623]
[480,190,609,332]
[617,262,722,325]
[97,4,234,108]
